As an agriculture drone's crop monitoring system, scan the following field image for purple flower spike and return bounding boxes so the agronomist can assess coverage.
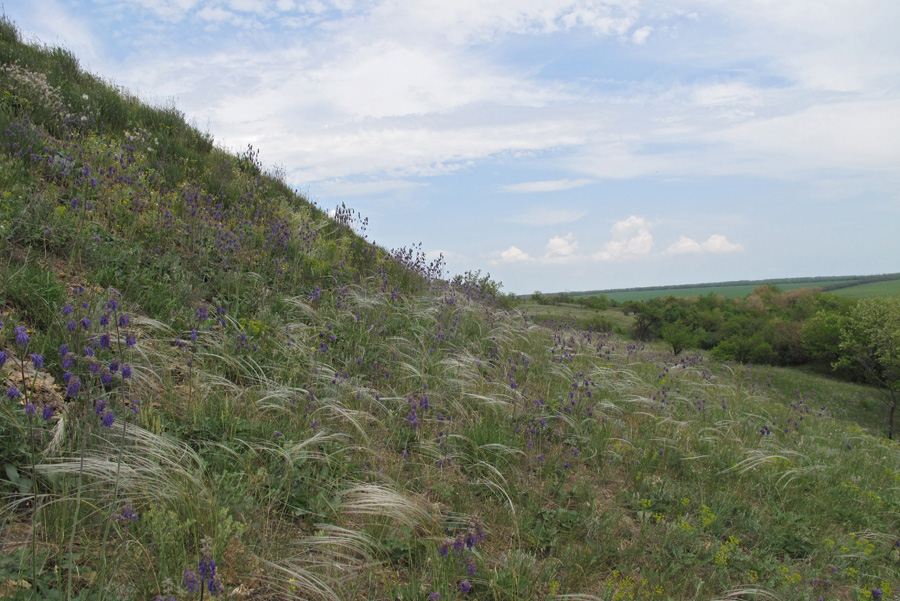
[30,354,44,369]
[459,581,471,594]
[182,569,199,594]
[7,386,21,399]
[42,406,54,421]
[25,402,35,416]
[14,326,28,346]
[65,378,81,398]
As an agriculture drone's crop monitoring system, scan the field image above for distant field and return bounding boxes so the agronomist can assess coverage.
[828,278,900,298]
[574,275,900,302]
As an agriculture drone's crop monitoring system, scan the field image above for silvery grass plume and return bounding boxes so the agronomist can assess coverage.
[35,422,207,509]
[258,524,373,601]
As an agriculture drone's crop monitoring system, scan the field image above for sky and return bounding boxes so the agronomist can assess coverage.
[8,0,900,294]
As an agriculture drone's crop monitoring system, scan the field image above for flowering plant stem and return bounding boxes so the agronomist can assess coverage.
[97,302,129,601]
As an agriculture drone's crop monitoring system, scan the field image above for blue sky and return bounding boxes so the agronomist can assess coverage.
[10,0,900,294]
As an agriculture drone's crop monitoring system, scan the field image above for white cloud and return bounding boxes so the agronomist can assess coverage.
[274,119,586,182]
[495,246,533,263]
[369,0,640,45]
[664,235,702,255]
[701,234,743,253]
[506,207,588,226]
[630,25,652,44]
[713,100,900,172]
[665,234,743,255]
[500,178,593,193]
[541,233,580,263]
[694,0,900,92]
[20,0,100,64]
[592,215,653,261]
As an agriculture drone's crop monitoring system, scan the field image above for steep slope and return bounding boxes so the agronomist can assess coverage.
[0,17,897,601]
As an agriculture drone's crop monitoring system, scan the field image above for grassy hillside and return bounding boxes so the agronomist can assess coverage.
[1,17,900,601]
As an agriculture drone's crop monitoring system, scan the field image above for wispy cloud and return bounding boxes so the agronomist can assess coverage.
[500,178,593,193]
[506,207,588,226]
[314,179,425,198]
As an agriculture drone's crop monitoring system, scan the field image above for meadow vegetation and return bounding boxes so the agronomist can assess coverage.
[1,17,899,601]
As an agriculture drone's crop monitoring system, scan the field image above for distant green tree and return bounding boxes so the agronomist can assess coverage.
[801,310,849,366]
[660,320,695,355]
[577,295,609,311]
[622,301,661,341]
[836,297,900,438]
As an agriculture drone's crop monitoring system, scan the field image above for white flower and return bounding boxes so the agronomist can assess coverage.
[82,94,89,100]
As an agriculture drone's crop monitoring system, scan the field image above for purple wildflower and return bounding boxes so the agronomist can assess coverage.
[14,326,28,346]
[7,386,21,399]
[0,351,6,367]
[459,581,472,594]
[121,363,131,379]
[182,569,199,594]
[65,377,81,398]
[102,411,114,427]
[42,406,53,421]
[466,556,477,576]
[199,556,216,583]
[25,401,35,416]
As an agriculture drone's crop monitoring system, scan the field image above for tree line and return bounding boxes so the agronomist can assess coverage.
[620,286,900,437]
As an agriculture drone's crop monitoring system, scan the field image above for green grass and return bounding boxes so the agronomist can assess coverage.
[830,279,900,298]
[517,300,633,331]
[2,17,900,601]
